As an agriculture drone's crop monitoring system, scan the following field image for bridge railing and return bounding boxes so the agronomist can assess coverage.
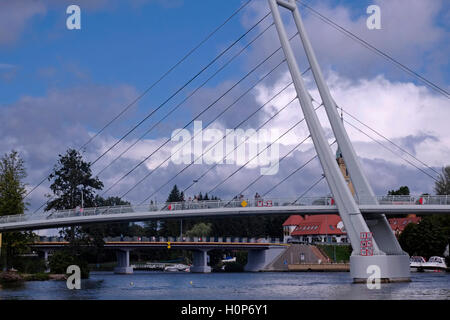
[36,236,283,244]
[1,195,449,225]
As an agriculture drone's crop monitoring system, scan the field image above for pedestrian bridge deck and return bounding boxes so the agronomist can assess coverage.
[1,195,449,232]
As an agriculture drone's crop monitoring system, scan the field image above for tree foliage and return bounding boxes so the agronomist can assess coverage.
[0,150,27,215]
[45,149,104,276]
[399,215,450,259]
[45,149,103,211]
[435,166,450,195]
[388,186,410,196]
[186,223,212,237]
[0,151,35,270]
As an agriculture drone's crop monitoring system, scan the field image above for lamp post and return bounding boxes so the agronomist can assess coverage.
[76,184,84,213]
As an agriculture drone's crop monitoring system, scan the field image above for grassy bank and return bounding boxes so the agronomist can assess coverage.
[316,245,352,263]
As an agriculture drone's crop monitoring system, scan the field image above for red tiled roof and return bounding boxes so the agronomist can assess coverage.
[388,216,421,232]
[284,214,421,236]
[290,214,345,236]
[282,215,304,226]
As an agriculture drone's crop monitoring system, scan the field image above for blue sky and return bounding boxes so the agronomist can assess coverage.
[0,0,449,213]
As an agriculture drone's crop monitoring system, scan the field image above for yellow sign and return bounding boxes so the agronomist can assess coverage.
[167,241,171,249]
[241,200,248,207]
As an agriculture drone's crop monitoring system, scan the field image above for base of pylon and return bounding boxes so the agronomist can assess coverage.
[350,254,410,283]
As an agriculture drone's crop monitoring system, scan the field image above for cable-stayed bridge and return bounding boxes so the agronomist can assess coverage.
[5,0,450,281]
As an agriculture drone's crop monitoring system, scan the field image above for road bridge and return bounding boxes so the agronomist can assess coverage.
[31,237,288,274]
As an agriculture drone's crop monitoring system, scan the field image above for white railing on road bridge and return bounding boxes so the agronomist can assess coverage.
[1,195,449,225]
[35,236,283,244]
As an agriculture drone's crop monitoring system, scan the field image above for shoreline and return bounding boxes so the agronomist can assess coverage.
[0,271,67,283]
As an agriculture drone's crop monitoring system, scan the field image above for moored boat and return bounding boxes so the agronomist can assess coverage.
[410,256,426,272]
[164,264,190,272]
[422,256,447,272]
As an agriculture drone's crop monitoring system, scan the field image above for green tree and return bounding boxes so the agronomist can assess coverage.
[45,149,103,211]
[186,223,212,237]
[0,151,35,271]
[399,215,449,259]
[388,186,410,196]
[45,149,104,277]
[435,166,450,195]
[159,185,184,236]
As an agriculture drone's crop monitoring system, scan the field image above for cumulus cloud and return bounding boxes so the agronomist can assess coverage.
[241,0,450,85]
[0,1,46,45]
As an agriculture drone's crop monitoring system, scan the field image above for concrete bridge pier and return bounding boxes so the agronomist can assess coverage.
[351,255,411,283]
[114,249,133,274]
[190,249,211,273]
[245,247,286,272]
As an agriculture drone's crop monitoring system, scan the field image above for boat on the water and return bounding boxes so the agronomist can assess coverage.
[410,256,426,272]
[422,256,447,272]
[164,264,190,272]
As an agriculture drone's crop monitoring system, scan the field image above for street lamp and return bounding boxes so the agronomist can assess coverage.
[76,184,84,212]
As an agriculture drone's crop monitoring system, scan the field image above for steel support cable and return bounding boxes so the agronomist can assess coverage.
[33,14,273,213]
[96,22,275,177]
[181,94,307,197]
[207,105,315,195]
[343,119,439,182]
[228,135,311,205]
[338,106,441,177]
[296,0,450,99]
[81,0,254,151]
[292,175,326,205]
[231,102,324,198]
[127,60,290,202]
[102,40,292,197]
[262,140,337,197]
[90,12,272,168]
[25,0,255,201]
[36,19,274,214]
[140,78,307,205]
[307,91,440,185]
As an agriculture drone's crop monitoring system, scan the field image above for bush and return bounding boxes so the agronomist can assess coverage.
[10,256,46,274]
[48,250,90,278]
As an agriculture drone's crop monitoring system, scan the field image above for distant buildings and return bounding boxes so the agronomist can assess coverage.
[283,214,421,243]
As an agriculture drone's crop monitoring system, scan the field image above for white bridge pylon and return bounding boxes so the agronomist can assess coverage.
[268,0,410,282]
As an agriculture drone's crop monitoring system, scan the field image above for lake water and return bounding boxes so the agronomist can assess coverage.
[0,271,449,300]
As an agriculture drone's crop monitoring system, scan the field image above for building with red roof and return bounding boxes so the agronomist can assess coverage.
[388,215,421,237]
[283,214,421,243]
[283,214,348,244]
[282,215,304,241]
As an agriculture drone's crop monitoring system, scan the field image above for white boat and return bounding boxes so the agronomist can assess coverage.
[164,264,190,272]
[422,256,447,272]
[221,256,236,263]
[409,256,426,272]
